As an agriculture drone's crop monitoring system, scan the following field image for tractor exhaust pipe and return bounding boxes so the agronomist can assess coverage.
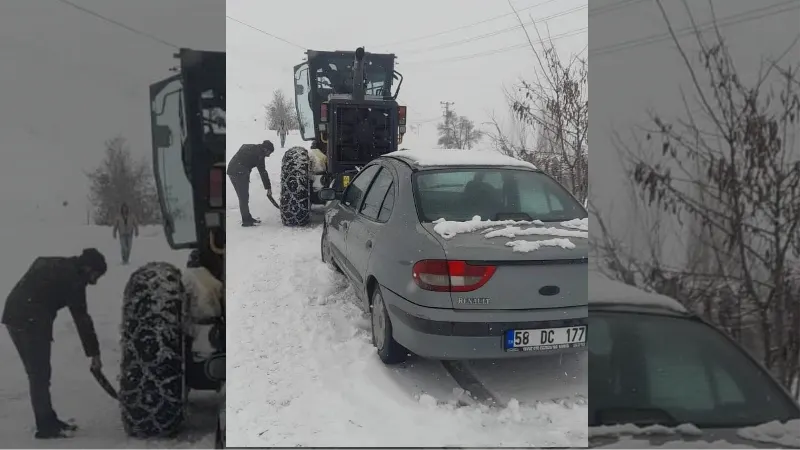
[352,47,366,102]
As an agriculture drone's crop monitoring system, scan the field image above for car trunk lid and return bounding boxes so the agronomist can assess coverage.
[420,221,588,310]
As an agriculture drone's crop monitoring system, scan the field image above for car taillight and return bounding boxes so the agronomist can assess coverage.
[398,106,406,125]
[412,260,496,292]
[209,167,224,208]
[321,103,328,122]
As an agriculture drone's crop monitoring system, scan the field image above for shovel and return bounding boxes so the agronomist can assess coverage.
[91,366,118,400]
[266,193,280,210]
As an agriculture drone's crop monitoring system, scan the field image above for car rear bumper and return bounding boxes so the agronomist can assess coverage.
[382,286,588,360]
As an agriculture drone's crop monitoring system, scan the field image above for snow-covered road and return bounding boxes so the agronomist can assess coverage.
[0,222,219,448]
[225,130,588,447]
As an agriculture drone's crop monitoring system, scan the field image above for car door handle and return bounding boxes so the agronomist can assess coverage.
[366,240,372,249]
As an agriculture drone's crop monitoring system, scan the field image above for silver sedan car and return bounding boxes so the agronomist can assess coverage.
[319,149,588,364]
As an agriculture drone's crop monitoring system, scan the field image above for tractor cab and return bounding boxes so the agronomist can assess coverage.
[293,48,407,187]
[149,49,225,280]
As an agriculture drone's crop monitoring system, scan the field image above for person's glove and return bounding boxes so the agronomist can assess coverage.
[266,189,273,197]
[90,355,102,371]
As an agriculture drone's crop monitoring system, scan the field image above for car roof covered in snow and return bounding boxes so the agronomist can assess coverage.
[590,272,688,314]
[384,149,538,170]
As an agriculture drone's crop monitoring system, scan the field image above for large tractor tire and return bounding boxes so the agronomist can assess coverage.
[280,146,312,227]
[120,262,188,438]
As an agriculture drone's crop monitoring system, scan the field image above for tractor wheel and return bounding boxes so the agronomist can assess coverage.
[119,262,188,438]
[280,146,311,227]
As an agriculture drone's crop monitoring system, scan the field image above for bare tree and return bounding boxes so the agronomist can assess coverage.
[437,108,483,149]
[85,136,162,225]
[484,1,588,202]
[593,0,800,393]
[265,89,300,131]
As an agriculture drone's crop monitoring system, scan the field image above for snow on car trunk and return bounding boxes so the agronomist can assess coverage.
[420,217,588,310]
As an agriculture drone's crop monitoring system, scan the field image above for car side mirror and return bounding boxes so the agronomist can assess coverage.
[319,188,337,201]
[153,125,173,148]
[295,84,305,96]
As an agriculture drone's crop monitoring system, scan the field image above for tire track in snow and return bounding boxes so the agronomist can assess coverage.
[441,361,504,408]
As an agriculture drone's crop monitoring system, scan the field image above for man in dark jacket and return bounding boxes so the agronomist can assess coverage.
[227,140,275,227]
[2,248,107,439]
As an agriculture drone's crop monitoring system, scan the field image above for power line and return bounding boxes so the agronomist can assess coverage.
[374,0,567,48]
[590,0,800,58]
[54,0,179,49]
[589,0,648,17]
[226,16,307,50]
[403,4,586,56]
[402,26,586,66]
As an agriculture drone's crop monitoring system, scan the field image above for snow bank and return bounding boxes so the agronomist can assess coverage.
[589,272,687,312]
[387,148,537,169]
[737,418,800,448]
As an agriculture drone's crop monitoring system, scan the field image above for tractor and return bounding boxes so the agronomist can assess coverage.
[114,49,226,445]
[280,47,407,226]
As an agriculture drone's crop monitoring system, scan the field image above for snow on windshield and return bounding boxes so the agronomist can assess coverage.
[388,148,537,169]
[595,438,752,448]
[432,216,587,253]
[736,418,800,448]
[590,423,703,438]
[590,423,748,449]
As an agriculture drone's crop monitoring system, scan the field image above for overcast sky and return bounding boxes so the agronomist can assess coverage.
[226,0,588,151]
[0,0,224,224]
[588,0,800,266]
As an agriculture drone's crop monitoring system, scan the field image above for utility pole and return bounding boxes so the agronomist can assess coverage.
[440,101,454,148]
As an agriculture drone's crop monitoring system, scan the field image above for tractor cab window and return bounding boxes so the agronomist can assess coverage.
[201,88,226,139]
[149,75,197,248]
[293,63,315,141]
[312,56,393,97]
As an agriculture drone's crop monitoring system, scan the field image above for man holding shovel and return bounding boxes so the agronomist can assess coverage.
[2,248,107,439]
[227,140,277,226]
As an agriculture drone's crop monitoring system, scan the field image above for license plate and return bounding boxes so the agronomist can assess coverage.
[504,325,586,352]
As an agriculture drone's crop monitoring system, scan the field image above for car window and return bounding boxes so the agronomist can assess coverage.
[377,181,395,222]
[413,168,586,222]
[589,311,799,428]
[360,167,393,221]
[342,165,380,209]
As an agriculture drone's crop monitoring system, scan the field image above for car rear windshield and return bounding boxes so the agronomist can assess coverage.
[412,168,586,222]
[589,311,799,428]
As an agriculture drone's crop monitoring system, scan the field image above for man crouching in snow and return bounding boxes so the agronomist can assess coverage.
[1,248,107,439]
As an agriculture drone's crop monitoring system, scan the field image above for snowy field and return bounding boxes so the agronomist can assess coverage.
[0,221,219,448]
[226,124,588,447]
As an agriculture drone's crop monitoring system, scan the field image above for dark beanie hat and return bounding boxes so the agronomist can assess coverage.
[78,248,107,274]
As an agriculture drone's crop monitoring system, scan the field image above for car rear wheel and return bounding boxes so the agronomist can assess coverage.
[371,285,408,364]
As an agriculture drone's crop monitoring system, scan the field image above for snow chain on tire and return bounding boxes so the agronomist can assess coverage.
[280,146,311,226]
[119,262,188,438]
